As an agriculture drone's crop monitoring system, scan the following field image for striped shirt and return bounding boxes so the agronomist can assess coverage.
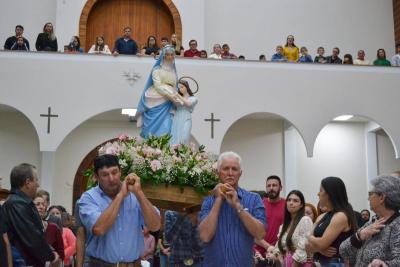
[199,187,266,267]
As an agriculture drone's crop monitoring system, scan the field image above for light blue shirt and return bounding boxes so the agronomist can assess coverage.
[392,54,400,67]
[199,187,266,267]
[78,186,145,263]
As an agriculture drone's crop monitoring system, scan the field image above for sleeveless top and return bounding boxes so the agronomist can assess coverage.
[313,212,353,263]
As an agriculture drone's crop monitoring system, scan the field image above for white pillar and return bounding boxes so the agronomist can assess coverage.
[40,151,56,194]
[283,124,298,195]
[365,122,380,191]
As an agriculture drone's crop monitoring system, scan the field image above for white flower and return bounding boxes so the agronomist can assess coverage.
[119,159,128,168]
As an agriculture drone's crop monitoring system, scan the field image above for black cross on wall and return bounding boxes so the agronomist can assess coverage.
[40,107,59,134]
[204,113,220,139]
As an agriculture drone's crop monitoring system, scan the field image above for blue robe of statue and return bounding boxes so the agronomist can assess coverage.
[136,47,179,138]
[170,96,198,144]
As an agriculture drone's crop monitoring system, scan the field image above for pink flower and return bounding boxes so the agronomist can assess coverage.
[190,143,196,153]
[105,142,122,155]
[171,144,180,150]
[154,149,162,156]
[118,134,129,141]
[150,160,162,172]
[172,156,182,163]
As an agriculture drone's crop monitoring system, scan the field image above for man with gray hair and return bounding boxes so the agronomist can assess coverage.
[199,151,266,267]
[3,163,59,267]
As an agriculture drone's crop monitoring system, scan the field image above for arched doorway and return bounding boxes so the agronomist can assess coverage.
[79,0,182,52]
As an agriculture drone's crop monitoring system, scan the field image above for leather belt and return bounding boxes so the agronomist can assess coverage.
[88,257,141,267]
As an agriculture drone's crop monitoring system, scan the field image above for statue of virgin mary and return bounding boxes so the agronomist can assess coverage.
[136,45,185,138]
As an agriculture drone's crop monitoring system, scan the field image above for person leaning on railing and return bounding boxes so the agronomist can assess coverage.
[88,36,111,55]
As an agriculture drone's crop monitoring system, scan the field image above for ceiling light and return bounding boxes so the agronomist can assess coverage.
[121,108,137,117]
[333,115,353,121]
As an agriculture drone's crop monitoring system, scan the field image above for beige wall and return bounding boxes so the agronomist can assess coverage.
[0,111,40,190]
[295,122,368,211]
[220,118,284,192]
[377,130,400,175]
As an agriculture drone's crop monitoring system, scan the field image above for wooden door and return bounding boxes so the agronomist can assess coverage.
[84,0,175,52]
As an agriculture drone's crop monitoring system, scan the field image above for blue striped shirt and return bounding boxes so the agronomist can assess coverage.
[78,186,145,263]
[199,187,266,267]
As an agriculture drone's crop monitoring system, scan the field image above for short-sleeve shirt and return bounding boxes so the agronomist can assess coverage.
[199,187,266,267]
[74,201,83,228]
[184,49,201,57]
[78,186,145,263]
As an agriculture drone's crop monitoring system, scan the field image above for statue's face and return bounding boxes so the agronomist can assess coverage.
[164,51,174,63]
[178,83,187,94]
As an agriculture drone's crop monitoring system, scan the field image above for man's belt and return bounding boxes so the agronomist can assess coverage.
[89,256,141,267]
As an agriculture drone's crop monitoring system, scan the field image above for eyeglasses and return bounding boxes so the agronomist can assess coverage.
[368,191,381,197]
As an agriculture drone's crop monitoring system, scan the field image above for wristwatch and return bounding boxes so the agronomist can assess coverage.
[237,206,249,214]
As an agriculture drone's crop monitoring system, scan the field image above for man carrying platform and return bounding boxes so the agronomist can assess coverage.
[79,154,160,267]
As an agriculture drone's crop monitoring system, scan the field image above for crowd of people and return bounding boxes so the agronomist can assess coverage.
[0,152,399,267]
[3,24,400,66]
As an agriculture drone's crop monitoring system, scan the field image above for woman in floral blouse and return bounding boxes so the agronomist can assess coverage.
[263,190,313,266]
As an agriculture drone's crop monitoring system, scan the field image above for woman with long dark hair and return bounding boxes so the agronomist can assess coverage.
[373,48,391,66]
[67,36,83,53]
[88,36,111,54]
[306,177,357,266]
[141,35,160,56]
[264,190,313,266]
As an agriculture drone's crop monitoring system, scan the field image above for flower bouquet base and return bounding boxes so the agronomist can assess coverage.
[142,183,205,213]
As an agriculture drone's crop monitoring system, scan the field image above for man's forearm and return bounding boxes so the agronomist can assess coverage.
[3,234,12,267]
[237,208,265,240]
[136,190,160,231]
[75,227,86,267]
[92,193,124,235]
[199,198,223,243]
[255,239,271,250]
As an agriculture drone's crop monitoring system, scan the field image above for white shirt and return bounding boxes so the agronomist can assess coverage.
[88,44,112,55]
[273,216,313,263]
[391,54,400,67]
[208,53,222,59]
[354,59,371,65]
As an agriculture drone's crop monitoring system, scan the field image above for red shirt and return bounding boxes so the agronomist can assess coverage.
[255,198,285,254]
[184,49,201,57]
[45,223,65,263]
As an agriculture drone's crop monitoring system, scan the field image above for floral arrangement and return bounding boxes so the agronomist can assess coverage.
[85,134,219,194]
